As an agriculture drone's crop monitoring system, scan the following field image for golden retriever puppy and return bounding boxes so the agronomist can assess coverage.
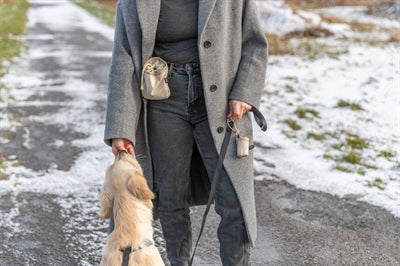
[99,151,164,266]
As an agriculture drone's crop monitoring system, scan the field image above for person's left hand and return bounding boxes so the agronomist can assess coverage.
[227,100,252,120]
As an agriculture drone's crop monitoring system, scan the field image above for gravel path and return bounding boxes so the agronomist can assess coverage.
[0,1,399,265]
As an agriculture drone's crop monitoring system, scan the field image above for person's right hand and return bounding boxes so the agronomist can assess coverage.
[111,138,136,157]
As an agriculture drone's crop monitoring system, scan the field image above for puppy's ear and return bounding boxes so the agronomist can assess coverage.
[99,191,114,220]
[127,173,154,201]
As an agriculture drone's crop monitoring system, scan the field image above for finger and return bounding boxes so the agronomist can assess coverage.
[113,144,125,154]
[232,103,242,120]
[239,105,246,119]
[228,101,238,119]
[239,103,252,119]
[227,101,234,118]
[125,142,135,157]
[112,139,126,155]
[114,143,125,151]
[127,146,136,157]
[112,145,118,156]
[236,107,247,120]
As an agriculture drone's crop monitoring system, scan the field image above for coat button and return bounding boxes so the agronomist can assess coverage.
[203,40,212,48]
[210,85,217,92]
[217,127,224,133]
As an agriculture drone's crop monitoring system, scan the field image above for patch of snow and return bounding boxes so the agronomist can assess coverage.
[28,0,114,40]
[0,194,23,238]
[297,9,322,25]
[254,41,400,217]
[256,1,307,35]
[0,0,116,262]
[49,139,65,147]
[318,6,400,29]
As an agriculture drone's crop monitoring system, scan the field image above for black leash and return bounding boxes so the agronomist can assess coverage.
[189,119,233,266]
[120,246,143,266]
[188,108,267,266]
[121,247,132,266]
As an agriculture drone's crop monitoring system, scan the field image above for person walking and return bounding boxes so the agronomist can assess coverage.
[104,0,268,265]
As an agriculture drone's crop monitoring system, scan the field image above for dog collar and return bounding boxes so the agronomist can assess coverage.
[120,246,141,253]
[119,240,154,253]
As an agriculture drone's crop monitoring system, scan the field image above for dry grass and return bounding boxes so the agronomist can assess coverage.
[266,0,400,54]
[319,12,400,43]
[285,0,394,9]
[72,0,116,27]
[267,34,295,55]
[267,29,348,59]
[91,0,117,12]
[267,26,334,55]
[0,0,29,75]
[319,13,376,32]
[388,33,400,42]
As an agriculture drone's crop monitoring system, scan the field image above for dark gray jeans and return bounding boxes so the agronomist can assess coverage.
[147,63,250,266]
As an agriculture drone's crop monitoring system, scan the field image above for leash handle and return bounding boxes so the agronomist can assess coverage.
[251,107,267,131]
[189,124,233,266]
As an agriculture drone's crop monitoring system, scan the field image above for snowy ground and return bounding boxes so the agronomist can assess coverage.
[0,0,119,263]
[0,0,399,264]
[254,0,400,217]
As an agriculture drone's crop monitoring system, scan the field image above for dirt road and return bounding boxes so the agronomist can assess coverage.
[0,1,399,265]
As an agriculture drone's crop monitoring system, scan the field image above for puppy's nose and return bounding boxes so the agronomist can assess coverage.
[117,150,128,159]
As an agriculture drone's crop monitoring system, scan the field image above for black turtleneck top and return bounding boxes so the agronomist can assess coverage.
[154,0,199,64]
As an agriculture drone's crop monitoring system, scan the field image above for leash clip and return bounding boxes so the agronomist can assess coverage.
[227,118,239,134]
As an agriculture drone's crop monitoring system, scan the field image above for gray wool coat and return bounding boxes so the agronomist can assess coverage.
[104,0,268,246]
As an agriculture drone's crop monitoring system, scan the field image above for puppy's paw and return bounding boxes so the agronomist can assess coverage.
[99,191,114,220]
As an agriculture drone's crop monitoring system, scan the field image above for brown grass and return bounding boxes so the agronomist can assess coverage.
[389,33,400,42]
[320,12,400,44]
[267,34,295,55]
[285,0,394,9]
[267,26,334,56]
[319,13,378,32]
[287,27,334,37]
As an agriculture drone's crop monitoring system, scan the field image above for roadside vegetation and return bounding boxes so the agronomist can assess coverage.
[285,0,396,8]
[0,0,30,180]
[261,0,399,186]
[71,0,116,27]
[268,0,399,57]
[0,0,29,76]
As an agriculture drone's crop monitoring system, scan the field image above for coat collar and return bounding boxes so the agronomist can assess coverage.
[136,0,217,62]
[136,0,161,63]
[198,0,217,40]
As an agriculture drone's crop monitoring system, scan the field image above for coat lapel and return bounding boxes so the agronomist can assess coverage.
[136,0,161,63]
[198,0,217,39]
